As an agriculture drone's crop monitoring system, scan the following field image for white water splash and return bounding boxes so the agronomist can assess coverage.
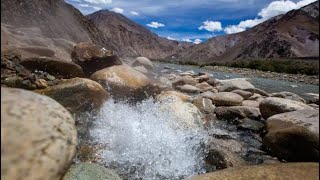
[90,98,208,180]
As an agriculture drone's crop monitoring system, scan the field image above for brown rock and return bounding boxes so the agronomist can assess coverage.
[206,92,244,106]
[71,42,122,76]
[35,78,109,114]
[1,88,77,180]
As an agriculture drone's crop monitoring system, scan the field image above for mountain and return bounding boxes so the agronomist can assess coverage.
[1,0,117,61]
[170,1,319,64]
[87,10,191,60]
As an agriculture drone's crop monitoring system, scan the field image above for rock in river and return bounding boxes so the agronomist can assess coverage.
[263,109,319,162]
[1,88,77,180]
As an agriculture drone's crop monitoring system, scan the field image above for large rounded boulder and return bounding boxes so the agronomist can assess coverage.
[259,97,312,119]
[214,106,261,122]
[189,163,319,180]
[91,65,160,102]
[71,42,122,76]
[217,78,255,92]
[263,109,319,162]
[1,88,77,180]
[35,78,109,114]
[132,57,154,70]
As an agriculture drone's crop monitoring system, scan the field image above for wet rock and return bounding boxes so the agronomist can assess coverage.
[35,78,109,114]
[35,78,48,89]
[238,119,265,132]
[196,74,210,83]
[249,88,270,97]
[158,77,173,89]
[156,91,204,130]
[1,88,77,180]
[192,96,215,114]
[263,109,319,162]
[231,90,253,99]
[214,106,261,123]
[207,77,218,86]
[248,93,263,100]
[172,75,197,87]
[132,57,154,70]
[71,42,122,76]
[62,163,121,180]
[218,79,255,92]
[189,163,319,180]
[242,100,260,108]
[259,97,312,119]
[179,70,196,76]
[271,91,306,103]
[195,82,214,92]
[91,65,160,103]
[205,147,246,172]
[20,57,85,78]
[177,84,202,93]
[205,92,244,106]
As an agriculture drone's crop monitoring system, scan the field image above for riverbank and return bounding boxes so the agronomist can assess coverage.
[203,65,319,85]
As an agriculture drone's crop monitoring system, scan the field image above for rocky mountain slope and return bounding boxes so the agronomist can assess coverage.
[170,1,319,64]
[87,10,191,60]
[1,0,118,61]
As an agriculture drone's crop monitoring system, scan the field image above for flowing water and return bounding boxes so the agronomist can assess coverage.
[90,99,209,180]
[87,62,319,179]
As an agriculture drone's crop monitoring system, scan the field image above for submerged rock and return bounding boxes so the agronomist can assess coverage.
[62,163,121,180]
[71,42,122,76]
[263,109,319,162]
[1,88,77,180]
[189,163,319,180]
[132,57,154,70]
[35,78,109,114]
[91,65,160,102]
[259,97,312,119]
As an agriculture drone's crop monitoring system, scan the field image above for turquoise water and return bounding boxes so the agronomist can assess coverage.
[153,62,319,100]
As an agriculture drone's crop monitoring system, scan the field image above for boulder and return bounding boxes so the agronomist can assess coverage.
[158,77,173,90]
[238,119,265,132]
[71,42,122,76]
[195,82,214,92]
[62,163,121,180]
[259,97,312,119]
[192,96,215,114]
[218,79,255,92]
[248,88,270,97]
[271,91,306,103]
[20,57,85,78]
[189,163,319,180]
[231,90,253,99]
[1,88,77,180]
[133,66,148,74]
[132,57,154,70]
[156,91,204,130]
[305,93,319,105]
[196,74,210,83]
[205,147,246,172]
[177,84,202,93]
[248,93,263,100]
[90,65,160,102]
[263,109,319,162]
[205,92,244,106]
[207,77,218,86]
[242,100,260,108]
[171,75,197,87]
[35,78,109,114]
[214,106,261,123]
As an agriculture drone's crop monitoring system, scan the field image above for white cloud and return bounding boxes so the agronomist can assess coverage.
[130,11,139,16]
[182,38,193,43]
[224,0,317,34]
[147,22,165,28]
[79,3,90,8]
[93,6,102,11]
[111,7,124,14]
[83,0,112,5]
[193,39,203,44]
[167,36,176,40]
[199,20,223,32]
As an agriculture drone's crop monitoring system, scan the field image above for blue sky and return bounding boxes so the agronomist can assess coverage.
[65,0,317,44]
